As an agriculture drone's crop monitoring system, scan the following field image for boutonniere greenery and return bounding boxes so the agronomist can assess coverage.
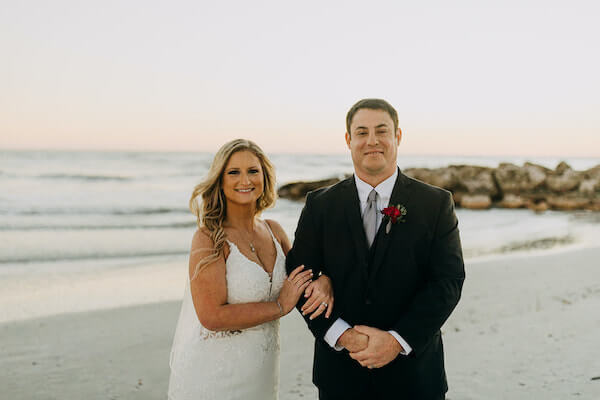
[381,204,407,233]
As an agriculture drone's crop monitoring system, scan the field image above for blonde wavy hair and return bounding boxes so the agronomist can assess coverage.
[189,139,276,279]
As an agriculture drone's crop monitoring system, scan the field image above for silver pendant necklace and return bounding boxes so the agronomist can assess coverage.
[243,227,256,253]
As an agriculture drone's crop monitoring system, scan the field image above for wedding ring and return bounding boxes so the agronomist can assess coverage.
[321,302,328,307]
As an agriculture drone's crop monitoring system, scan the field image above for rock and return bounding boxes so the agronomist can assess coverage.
[499,194,525,208]
[579,179,600,196]
[453,165,498,196]
[585,200,600,211]
[493,163,521,194]
[403,168,432,184]
[583,165,600,180]
[460,194,492,209]
[404,168,457,190]
[278,162,600,211]
[406,165,497,195]
[555,161,572,175]
[494,163,548,194]
[430,168,459,190]
[523,162,548,189]
[546,196,590,210]
[546,168,582,192]
[277,177,341,200]
[527,200,549,212]
[451,191,464,205]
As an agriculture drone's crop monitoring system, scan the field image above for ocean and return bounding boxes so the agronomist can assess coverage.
[1,150,599,322]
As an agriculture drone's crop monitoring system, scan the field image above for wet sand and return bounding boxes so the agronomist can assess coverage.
[2,247,600,399]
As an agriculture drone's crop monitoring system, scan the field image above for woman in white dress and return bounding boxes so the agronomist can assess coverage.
[168,139,333,400]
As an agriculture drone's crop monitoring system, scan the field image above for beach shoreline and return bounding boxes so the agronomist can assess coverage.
[2,246,600,399]
[0,233,595,325]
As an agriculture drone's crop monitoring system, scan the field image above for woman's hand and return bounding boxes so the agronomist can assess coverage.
[301,274,334,320]
[277,265,313,314]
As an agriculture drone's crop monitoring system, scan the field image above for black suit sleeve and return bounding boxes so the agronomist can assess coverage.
[285,192,340,339]
[392,191,465,356]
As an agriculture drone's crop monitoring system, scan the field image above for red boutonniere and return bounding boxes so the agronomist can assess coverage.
[381,204,407,233]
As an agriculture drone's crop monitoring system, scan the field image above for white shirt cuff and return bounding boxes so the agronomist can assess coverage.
[324,318,352,351]
[388,330,412,355]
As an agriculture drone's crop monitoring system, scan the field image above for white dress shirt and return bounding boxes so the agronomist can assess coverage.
[323,168,413,355]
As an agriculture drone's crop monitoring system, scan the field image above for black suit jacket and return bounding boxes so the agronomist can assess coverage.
[285,169,465,398]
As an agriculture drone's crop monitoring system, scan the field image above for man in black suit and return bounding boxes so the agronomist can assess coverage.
[285,98,465,400]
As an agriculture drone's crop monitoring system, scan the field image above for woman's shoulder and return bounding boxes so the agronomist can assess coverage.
[189,227,230,267]
[264,219,289,247]
[192,227,212,246]
[191,227,230,251]
[264,218,282,234]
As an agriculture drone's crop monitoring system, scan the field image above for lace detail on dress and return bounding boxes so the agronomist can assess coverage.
[197,329,242,340]
[225,240,279,303]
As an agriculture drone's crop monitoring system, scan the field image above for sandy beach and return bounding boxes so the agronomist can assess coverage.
[2,246,599,399]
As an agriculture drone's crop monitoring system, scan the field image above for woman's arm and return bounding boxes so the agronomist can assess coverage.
[189,229,312,332]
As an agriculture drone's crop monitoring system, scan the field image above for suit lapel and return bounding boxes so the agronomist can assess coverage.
[341,177,369,281]
[367,170,413,288]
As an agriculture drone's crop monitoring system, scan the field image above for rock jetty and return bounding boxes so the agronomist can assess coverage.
[277,162,600,211]
[277,177,347,201]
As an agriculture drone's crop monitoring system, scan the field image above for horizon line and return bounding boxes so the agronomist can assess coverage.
[1,146,600,160]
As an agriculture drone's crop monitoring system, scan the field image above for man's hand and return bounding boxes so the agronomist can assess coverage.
[349,325,403,369]
[336,328,368,353]
[301,274,334,320]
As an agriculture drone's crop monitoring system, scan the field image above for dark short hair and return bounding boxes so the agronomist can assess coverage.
[345,98,399,135]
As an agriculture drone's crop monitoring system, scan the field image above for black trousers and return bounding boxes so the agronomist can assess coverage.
[318,387,445,400]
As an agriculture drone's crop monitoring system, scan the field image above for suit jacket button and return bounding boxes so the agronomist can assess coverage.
[365,298,372,305]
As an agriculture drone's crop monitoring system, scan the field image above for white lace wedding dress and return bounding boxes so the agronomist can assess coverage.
[168,225,286,400]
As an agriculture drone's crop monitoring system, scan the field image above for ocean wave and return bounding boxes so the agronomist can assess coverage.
[464,235,576,259]
[0,250,188,264]
[37,174,132,181]
[0,222,196,231]
[3,207,190,216]
[112,207,190,215]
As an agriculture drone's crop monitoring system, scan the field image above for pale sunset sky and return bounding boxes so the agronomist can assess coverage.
[1,1,599,156]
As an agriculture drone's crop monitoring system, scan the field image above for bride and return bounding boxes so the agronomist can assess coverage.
[168,139,333,400]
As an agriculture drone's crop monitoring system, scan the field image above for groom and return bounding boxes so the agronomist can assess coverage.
[285,98,465,400]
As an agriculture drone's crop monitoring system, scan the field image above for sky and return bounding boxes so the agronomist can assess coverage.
[1,0,599,156]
